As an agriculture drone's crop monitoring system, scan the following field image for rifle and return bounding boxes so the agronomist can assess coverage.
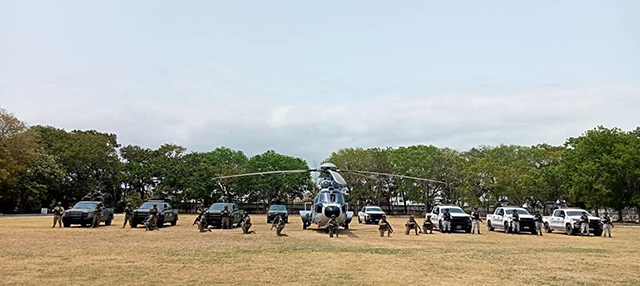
[193,214,202,226]
[387,222,394,234]
[416,224,423,234]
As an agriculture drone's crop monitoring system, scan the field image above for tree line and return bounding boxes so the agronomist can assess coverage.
[1,107,639,219]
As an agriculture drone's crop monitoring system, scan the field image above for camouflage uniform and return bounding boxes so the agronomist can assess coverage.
[511,211,520,233]
[198,208,209,232]
[92,204,102,228]
[533,212,543,236]
[328,215,339,238]
[273,214,286,236]
[123,205,133,228]
[405,216,419,235]
[145,205,159,231]
[602,213,613,237]
[471,209,482,234]
[241,212,254,234]
[52,204,64,228]
[221,206,231,229]
[423,216,434,234]
[442,211,452,233]
[579,212,589,236]
[379,216,392,237]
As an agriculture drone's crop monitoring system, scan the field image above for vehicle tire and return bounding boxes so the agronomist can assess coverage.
[531,229,537,235]
[544,222,552,233]
[504,222,510,233]
[344,223,349,230]
[565,224,574,235]
[157,218,164,228]
[81,223,87,227]
[487,220,494,231]
[171,217,177,226]
[594,231,602,237]
[465,227,471,233]
[303,221,308,229]
[105,216,113,226]
[131,223,138,228]
[64,222,71,228]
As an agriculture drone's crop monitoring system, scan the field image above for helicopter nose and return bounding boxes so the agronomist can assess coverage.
[324,206,340,218]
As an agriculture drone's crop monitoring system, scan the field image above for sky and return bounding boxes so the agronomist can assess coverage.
[1,1,639,165]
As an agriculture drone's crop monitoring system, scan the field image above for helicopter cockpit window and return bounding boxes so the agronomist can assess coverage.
[318,191,344,204]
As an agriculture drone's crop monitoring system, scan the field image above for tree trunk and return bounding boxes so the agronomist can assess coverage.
[618,209,623,222]
[402,190,408,215]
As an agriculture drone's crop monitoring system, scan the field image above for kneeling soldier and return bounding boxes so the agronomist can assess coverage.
[405,215,420,235]
[272,213,287,236]
[328,214,339,238]
[423,214,434,234]
[602,211,614,238]
[241,211,254,234]
[379,214,392,237]
[198,207,210,232]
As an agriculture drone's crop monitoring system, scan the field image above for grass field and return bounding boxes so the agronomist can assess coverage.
[1,214,639,286]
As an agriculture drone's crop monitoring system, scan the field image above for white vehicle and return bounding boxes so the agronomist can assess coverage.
[358,206,386,224]
[428,205,471,233]
[486,207,536,234]
[542,208,603,236]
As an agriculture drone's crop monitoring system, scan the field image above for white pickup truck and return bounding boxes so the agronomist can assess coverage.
[427,205,472,233]
[486,207,536,234]
[542,208,602,236]
[358,206,386,224]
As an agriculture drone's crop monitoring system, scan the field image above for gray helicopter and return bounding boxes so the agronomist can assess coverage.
[212,162,444,230]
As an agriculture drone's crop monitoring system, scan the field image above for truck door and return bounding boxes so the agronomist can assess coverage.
[494,208,504,227]
[98,203,106,221]
[431,207,439,225]
[164,204,172,222]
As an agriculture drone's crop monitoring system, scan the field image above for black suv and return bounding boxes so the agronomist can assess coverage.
[132,200,179,228]
[267,203,288,223]
[204,203,243,228]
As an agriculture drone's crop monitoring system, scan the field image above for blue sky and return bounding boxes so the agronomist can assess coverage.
[1,1,639,164]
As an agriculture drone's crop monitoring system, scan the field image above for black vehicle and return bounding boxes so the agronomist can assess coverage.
[204,203,243,228]
[267,204,288,223]
[62,201,114,227]
[131,200,179,228]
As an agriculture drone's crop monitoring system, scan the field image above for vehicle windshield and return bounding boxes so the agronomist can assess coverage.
[269,205,287,212]
[209,203,231,211]
[366,207,383,212]
[567,211,592,217]
[506,209,530,215]
[318,191,344,204]
[441,207,465,214]
[72,202,97,209]
[138,202,164,210]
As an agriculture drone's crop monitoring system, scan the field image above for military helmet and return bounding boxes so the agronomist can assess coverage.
[409,214,414,218]
[58,202,62,206]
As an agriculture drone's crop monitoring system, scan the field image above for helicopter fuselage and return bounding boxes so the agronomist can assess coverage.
[299,178,353,229]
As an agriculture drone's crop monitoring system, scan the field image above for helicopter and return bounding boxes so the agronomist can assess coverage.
[212,162,444,230]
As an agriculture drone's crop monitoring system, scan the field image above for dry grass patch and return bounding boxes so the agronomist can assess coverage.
[1,215,639,285]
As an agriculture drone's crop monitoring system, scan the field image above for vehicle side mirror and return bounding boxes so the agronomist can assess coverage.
[560,214,565,217]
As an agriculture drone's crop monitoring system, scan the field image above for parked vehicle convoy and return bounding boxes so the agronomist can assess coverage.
[358,206,386,224]
[267,203,288,223]
[486,207,536,234]
[131,200,178,228]
[62,201,114,227]
[542,208,602,236]
[204,203,243,228]
[428,205,472,233]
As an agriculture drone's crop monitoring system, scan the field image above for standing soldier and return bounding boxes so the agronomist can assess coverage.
[241,211,254,234]
[405,215,420,235]
[198,207,210,232]
[602,211,614,238]
[145,204,159,231]
[579,211,589,236]
[272,213,286,236]
[52,202,64,228]
[511,209,520,234]
[122,203,133,228]
[533,211,543,236]
[471,207,482,234]
[423,214,434,234]
[221,205,231,229]
[92,203,103,228]
[442,209,452,234]
[378,214,392,237]
[328,214,339,238]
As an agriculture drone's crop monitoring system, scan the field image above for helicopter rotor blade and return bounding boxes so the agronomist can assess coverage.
[328,169,347,185]
[212,169,316,180]
[339,170,445,184]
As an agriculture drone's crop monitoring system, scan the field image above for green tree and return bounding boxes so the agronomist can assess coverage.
[11,151,65,213]
[244,150,311,204]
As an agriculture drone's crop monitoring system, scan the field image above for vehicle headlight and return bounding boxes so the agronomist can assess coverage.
[86,212,93,217]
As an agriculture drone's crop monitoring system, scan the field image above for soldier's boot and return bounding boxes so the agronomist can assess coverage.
[379,230,384,237]
[329,229,333,238]
[405,227,410,235]
[415,228,419,235]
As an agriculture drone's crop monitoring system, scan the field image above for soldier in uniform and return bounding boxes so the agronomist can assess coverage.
[221,205,231,229]
[241,211,254,234]
[602,211,614,237]
[579,211,589,236]
[533,211,543,236]
[198,207,210,232]
[442,209,452,233]
[145,204,159,231]
[272,213,286,236]
[423,214,434,234]
[471,207,482,234]
[122,203,133,228]
[52,202,64,228]
[405,214,419,235]
[378,214,392,237]
[511,209,520,234]
[328,214,339,238]
[91,203,102,228]
[193,204,206,226]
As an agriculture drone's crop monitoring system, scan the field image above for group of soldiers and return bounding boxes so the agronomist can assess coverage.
[192,204,286,236]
